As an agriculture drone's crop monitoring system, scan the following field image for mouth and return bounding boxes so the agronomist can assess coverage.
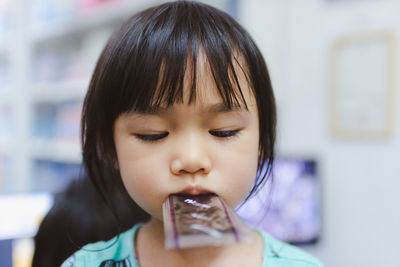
[172,186,216,197]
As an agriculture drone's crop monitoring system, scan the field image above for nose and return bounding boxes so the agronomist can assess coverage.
[170,133,212,176]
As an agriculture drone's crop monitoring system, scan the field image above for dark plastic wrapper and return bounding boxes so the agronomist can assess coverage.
[163,194,252,249]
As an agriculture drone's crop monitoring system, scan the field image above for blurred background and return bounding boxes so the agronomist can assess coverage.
[0,0,399,266]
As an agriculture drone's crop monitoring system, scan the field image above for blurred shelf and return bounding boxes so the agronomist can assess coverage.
[4,0,167,193]
[0,137,14,157]
[30,138,82,164]
[0,94,13,107]
[29,0,163,43]
[0,44,9,55]
[0,37,11,55]
[30,79,89,103]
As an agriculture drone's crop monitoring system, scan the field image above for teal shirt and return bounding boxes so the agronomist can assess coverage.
[61,224,323,267]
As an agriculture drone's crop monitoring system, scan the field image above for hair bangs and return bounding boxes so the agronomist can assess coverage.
[112,1,251,115]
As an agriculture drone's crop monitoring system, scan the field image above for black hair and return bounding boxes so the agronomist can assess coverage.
[82,0,276,215]
[32,176,149,267]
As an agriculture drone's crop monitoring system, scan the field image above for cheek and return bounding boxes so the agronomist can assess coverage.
[115,141,168,218]
[119,159,166,218]
[115,137,162,184]
[217,135,259,207]
[224,154,258,207]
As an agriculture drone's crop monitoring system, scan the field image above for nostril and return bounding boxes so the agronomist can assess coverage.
[171,160,183,175]
[179,168,206,175]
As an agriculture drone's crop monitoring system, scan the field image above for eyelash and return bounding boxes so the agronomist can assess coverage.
[135,130,240,142]
[135,133,169,142]
[209,130,240,138]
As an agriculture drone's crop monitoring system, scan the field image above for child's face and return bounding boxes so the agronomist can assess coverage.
[113,58,259,221]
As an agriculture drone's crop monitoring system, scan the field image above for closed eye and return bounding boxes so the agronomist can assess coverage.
[209,130,240,138]
[135,132,169,142]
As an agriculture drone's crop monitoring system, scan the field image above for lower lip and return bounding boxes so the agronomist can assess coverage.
[175,189,216,197]
[188,188,207,195]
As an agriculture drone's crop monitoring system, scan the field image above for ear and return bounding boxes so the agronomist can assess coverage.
[258,147,262,162]
[108,151,119,170]
[109,147,119,170]
[114,159,119,170]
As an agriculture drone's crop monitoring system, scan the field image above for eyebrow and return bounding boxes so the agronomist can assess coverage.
[203,102,244,113]
[133,102,245,115]
[134,106,169,115]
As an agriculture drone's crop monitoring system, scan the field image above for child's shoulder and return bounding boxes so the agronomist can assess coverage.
[255,228,324,267]
[60,223,142,267]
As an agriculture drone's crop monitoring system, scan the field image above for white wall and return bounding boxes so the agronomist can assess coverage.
[239,1,400,266]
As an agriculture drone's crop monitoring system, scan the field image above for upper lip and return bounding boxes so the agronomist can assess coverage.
[175,185,215,196]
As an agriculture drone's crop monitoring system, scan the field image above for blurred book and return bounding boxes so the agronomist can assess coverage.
[29,0,76,30]
[0,239,12,267]
[12,238,34,267]
[33,101,81,142]
[32,104,57,139]
[0,157,13,194]
[29,0,123,30]
[32,27,113,83]
[53,101,81,141]
[0,58,12,89]
[0,0,13,36]
[77,0,119,12]
[32,48,83,83]
[0,106,14,139]
[31,160,82,193]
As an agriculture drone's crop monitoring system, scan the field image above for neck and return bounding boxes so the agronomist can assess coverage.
[137,217,242,265]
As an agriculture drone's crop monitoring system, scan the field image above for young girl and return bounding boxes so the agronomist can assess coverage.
[62,1,323,266]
